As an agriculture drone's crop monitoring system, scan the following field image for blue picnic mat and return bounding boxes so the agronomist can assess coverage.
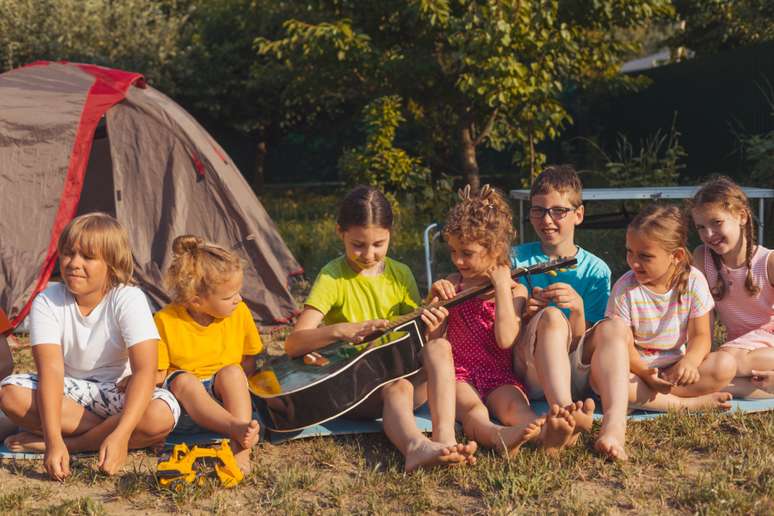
[2,398,774,458]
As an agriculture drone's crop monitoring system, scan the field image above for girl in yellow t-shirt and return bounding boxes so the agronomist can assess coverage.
[155,236,262,473]
[284,185,476,472]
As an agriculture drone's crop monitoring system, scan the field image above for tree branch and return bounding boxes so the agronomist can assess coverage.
[473,108,499,147]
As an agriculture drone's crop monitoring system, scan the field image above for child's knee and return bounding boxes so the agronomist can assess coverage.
[169,371,200,396]
[0,384,28,416]
[216,364,247,384]
[707,352,737,385]
[422,338,452,363]
[139,400,176,437]
[382,378,413,400]
[537,307,567,333]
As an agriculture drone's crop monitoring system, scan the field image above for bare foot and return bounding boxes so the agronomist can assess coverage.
[538,405,575,454]
[448,440,478,465]
[497,418,544,456]
[404,438,466,472]
[683,392,733,411]
[232,445,253,475]
[568,399,595,433]
[751,370,774,393]
[229,419,260,450]
[4,431,45,452]
[594,420,628,461]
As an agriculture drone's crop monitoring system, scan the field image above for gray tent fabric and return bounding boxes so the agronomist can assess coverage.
[0,62,301,326]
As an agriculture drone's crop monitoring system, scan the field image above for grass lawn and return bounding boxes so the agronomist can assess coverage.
[3,339,774,515]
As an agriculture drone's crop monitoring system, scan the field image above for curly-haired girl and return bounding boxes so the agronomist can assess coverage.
[154,235,262,473]
[426,185,580,455]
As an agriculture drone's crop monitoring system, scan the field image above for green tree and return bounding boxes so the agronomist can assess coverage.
[668,0,774,54]
[257,0,673,189]
[0,0,188,92]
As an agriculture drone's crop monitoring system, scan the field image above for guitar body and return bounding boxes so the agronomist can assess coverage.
[250,320,424,433]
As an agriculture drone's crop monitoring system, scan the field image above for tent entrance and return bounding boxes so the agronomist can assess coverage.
[76,117,116,218]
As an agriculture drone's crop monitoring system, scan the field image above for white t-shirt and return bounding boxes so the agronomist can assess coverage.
[30,283,160,383]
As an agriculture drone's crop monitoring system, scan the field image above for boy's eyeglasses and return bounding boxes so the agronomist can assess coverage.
[528,206,576,221]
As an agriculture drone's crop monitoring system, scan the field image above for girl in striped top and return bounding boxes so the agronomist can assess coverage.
[608,204,737,411]
[691,177,774,398]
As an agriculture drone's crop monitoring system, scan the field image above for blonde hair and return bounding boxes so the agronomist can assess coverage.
[57,213,133,288]
[690,176,759,299]
[164,235,243,304]
[629,204,691,299]
[443,185,515,267]
[530,164,583,207]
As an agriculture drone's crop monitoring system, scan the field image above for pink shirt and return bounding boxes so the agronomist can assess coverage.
[606,267,714,367]
[701,245,774,340]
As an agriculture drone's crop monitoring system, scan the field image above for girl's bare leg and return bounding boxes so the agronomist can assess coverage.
[669,351,737,397]
[456,382,541,455]
[586,318,631,461]
[629,373,732,411]
[721,347,774,399]
[422,340,458,443]
[379,378,467,472]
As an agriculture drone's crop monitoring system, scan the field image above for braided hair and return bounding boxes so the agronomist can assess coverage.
[629,204,692,300]
[164,235,244,305]
[443,184,515,267]
[690,176,759,299]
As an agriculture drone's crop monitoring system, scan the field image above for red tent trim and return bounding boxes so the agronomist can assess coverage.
[11,62,144,327]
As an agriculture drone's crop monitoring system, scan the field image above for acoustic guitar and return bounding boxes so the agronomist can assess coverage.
[249,257,577,432]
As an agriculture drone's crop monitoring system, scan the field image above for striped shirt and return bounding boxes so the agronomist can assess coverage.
[701,245,774,341]
[606,267,714,366]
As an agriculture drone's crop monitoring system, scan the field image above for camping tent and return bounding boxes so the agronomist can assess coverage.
[0,61,302,327]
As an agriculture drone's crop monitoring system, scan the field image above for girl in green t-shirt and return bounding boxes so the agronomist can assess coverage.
[285,186,476,471]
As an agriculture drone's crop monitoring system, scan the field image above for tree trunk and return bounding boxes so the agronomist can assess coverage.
[460,122,480,192]
[252,139,267,195]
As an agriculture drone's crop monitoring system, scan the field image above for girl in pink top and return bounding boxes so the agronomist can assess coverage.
[691,177,774,398]
[425,186,580,456]
[609,204,736,411]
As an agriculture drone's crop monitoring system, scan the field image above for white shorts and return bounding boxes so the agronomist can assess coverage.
[569,319,607,399]
[0,373,180,423]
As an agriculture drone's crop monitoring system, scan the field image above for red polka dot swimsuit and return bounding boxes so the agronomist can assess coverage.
[446,295,527,399]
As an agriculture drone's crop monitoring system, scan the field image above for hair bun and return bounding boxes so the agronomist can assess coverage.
[172,235,204,256]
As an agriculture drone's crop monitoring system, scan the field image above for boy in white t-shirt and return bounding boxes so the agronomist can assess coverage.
[0,213,180,480]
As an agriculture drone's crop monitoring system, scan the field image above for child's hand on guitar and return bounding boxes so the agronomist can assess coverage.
[336,320,390,343]
[540,282,583,314]
[421,300,449,340]
[485,265,512,288]
[523,287,549,321]
[429,279,457,301]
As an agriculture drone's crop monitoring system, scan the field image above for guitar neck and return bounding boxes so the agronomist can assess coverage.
[364,256,578,341]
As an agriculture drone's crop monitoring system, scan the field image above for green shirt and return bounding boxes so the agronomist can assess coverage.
[305,256,421,325]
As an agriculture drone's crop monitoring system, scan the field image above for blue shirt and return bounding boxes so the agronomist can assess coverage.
[511,241,611,324]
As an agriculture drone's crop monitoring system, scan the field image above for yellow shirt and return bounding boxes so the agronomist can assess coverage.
[155,302,263,379]
[305,256,421,324]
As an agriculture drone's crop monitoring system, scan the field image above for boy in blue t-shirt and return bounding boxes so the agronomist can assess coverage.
[512,165,631,461]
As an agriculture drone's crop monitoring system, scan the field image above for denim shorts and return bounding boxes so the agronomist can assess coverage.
[163,370,222,434]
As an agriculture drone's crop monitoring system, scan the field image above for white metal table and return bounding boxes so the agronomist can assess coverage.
[510,186,774,244]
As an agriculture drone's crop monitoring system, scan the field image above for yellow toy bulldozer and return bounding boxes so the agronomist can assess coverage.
[157,440,244,488]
